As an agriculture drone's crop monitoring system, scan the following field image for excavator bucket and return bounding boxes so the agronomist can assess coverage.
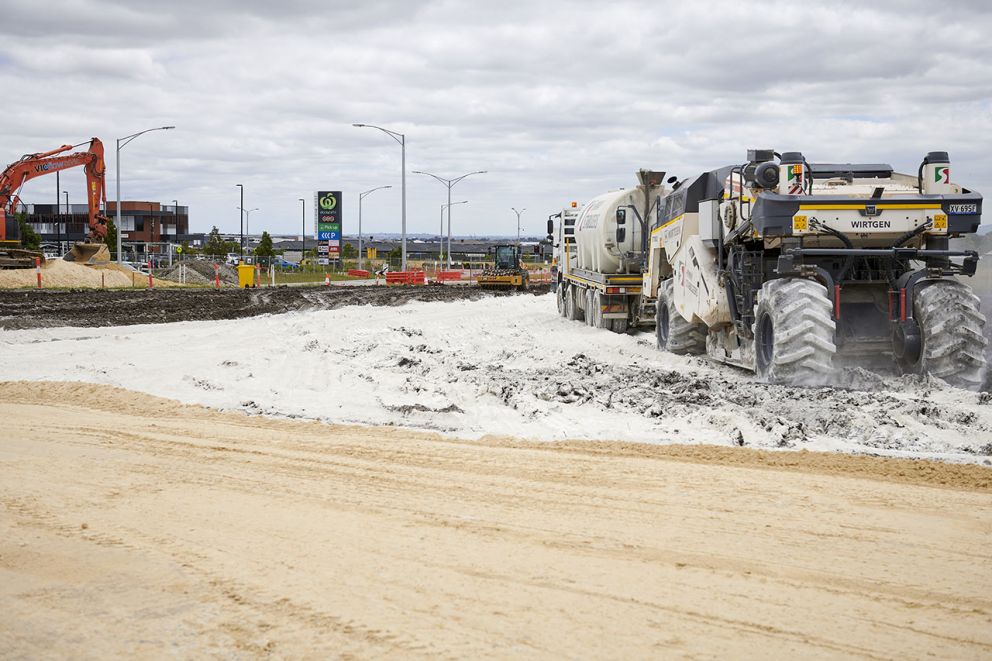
[64,242,111,265]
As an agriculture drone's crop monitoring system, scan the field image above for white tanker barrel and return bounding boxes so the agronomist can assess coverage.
[573,188,646,274]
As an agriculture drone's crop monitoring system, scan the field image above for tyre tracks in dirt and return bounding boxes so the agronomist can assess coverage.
[1,381,991,658]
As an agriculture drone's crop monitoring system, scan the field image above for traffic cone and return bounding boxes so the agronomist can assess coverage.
[324,273,330,286]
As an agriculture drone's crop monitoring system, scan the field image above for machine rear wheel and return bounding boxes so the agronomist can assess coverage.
[610,319,629,334]
[898,280,987,388]
[556,283,566,317]
[655,279,706,355]
[753,278,836,385]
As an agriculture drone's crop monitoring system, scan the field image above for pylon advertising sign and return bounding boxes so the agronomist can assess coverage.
[314,191,342,263]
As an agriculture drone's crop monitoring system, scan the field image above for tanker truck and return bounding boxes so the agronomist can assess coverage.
[553,151,987,387]
[550,170,673,333]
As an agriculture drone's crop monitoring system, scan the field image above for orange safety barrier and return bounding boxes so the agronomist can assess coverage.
[435,270,462,282]
[347,269,371,278]
[385,271,426,285]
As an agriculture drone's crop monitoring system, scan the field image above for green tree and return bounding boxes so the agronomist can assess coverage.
[254,231,275,261]
[204,226,225,257]
[341,241,357,259]
[104,216,118,258]
[14,212,40,251]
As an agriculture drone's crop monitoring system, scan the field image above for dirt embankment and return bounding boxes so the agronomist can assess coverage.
[0,284,549,330]
[2,381,991,658]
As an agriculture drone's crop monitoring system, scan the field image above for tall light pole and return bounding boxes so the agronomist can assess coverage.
[358,185,391,271]
[353,123,407,270]
[116,125,175,263]
[235,184,244,259]
[441,200,468,265]
[512,207,526,245]
[413,169,486,268]
[298,198,306,268]
[238,206,259,255]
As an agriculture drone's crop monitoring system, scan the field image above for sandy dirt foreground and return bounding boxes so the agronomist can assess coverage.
[1,382,991,659]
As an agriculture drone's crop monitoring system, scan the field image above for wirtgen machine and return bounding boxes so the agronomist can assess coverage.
[553,151,986,387]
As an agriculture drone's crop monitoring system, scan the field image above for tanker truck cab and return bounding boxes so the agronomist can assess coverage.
[650,149,986,388]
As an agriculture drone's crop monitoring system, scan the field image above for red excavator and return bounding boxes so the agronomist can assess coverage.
[0,138,111,268]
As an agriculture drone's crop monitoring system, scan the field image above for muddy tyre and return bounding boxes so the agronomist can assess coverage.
[610,319,629,334]
[656,279,706,355]
[556,283,566,317]
[585,288,596,327]
[565,285,583,322]
[900,280,987,387]
[753,278,836,385]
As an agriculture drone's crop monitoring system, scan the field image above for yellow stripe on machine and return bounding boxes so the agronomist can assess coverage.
[651,214,684,236]
[797,203,939,211]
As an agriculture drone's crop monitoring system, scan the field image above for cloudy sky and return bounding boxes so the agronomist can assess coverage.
[2,0,990,238]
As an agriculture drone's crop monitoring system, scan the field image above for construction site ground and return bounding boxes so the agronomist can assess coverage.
[1,381,990,658]
[0,283,547,330]
[2,288,991,657]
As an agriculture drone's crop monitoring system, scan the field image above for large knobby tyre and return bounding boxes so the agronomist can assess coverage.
[656,279,706,355]
[556,283,566,317]
[753,278,836,385]
[901,280,988,387]
[565,285,583,322]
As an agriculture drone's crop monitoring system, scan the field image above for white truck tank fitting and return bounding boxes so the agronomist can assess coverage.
[573,188,645,274]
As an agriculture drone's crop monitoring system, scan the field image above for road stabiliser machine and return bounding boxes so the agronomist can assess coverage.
[553,151,986,387]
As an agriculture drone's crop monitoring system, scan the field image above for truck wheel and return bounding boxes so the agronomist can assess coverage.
[585,289,597,327]
[656,279,706,355]
[556,284,566,317]
[592,291,610,329]
[899,280,987,387]
[565,286,583,322]
[753,278,836,385]
[611,319,629,334]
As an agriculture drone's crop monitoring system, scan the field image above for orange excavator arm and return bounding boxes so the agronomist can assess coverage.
[0,138,109,243]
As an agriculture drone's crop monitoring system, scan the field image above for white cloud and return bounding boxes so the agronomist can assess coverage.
[0,0,989,237]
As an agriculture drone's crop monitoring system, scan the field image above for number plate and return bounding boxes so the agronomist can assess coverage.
[948,203,978,214]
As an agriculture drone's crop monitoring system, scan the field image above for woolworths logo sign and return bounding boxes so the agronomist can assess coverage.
[319,192,338,210]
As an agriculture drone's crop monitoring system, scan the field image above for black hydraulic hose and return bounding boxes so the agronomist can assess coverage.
[893,220,932,248]
[811,220,855,282]
[917,160,925,194]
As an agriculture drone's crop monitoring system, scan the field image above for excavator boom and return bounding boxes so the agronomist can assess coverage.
[0,138,111,266]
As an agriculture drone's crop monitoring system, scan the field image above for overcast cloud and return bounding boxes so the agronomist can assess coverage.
[2,0,990,237]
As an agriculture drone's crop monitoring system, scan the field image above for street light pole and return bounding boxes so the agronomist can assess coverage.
[298,198,305,268]
[358,185,391,271]
[512,207,526,245]
[115,125,175,264]
[235,184,244,260]
[412,169,486,268]
[353,124,407,270]
[441,201,468,267]
[237,206,259,256]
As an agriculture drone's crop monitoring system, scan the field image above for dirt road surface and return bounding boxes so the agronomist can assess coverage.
[2,382,990,658]
[0,284,547,330]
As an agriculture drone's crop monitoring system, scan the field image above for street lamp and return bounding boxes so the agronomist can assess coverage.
[238,206,259,255]
[512,207,526,245]
[358,185,391,271]
[116,125,175,263]
[62,190,68,254]
[440,201,468,264]
[353,123,407,270]
[298,198,306,269]
[413,169,486,268]
[235,184,244,259]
